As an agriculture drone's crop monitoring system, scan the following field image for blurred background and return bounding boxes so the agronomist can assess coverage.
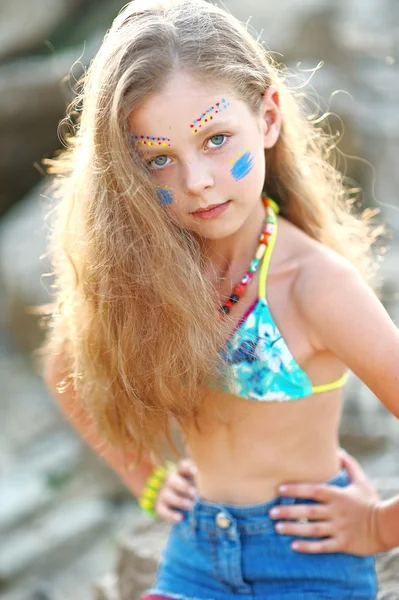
[1,0,399,598]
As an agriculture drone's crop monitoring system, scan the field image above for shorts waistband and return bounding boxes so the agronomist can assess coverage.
[186,468,349,535]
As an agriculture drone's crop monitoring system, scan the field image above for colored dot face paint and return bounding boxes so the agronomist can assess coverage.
[230,150,255,181]
[190,98,231,134]
[131,134,171,147]
[157,186,174,205]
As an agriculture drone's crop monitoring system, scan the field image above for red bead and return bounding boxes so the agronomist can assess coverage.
[218,200,276,316]
[234,283,246,297]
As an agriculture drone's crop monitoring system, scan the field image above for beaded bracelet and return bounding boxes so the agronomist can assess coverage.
[138,460,176,518]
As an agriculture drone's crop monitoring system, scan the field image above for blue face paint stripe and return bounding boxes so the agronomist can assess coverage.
[230,151,255,181]
[157,187,174,205]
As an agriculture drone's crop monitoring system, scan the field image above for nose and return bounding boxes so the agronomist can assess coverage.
[183,157,214,196]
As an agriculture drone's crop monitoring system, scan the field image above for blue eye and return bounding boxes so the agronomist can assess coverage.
[149,155,171,169]
[208,134,226,147]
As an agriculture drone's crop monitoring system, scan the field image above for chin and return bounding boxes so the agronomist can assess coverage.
[196,220,243,240]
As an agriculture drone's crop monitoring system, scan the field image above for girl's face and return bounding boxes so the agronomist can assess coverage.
[128,71,281,240]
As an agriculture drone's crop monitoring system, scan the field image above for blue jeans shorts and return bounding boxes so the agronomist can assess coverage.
[146,469,377,599]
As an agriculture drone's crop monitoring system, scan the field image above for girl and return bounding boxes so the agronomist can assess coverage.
[43,0,399,597]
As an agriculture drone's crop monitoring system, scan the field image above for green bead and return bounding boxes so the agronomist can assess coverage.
[249,258,260,272]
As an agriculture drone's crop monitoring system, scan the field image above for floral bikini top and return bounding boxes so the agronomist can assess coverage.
[220,212,349,402]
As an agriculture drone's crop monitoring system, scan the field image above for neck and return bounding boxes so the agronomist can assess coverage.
[201,198,266,286]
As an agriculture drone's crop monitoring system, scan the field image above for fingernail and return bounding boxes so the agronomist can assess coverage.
[190,465,198,475]
[279,485,288,493]
[175,513,183,522]
[275,522,284,531]
[189,487,197,495]
[184,499,193,509]
[269,508,280,518]
[291,542,300,551]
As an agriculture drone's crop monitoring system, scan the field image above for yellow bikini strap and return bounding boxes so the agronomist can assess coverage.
[312,372,349,394]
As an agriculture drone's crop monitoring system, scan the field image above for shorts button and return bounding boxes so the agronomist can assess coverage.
[216,512,231,529]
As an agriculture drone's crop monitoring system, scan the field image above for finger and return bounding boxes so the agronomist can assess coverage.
[290,537,342,554]
[278,483,342,503]
[269,504,330,521]
[156,503,185,523]
[338,449,368,484]
[168,471,197,497]
[159,488,195,511]
[178,459,198,478]
[275,519,333,539]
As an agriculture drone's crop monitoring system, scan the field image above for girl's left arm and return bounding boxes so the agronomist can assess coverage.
[270,449,399,554]
[297,252,399,418]
[270,252,399,554]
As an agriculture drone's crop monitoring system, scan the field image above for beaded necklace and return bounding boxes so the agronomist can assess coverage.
[220,196,277,315]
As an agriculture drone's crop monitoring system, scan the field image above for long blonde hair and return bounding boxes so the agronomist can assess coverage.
[42,0,384,464]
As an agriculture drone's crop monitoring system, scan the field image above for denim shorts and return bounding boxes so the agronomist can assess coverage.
[145,469,377,600]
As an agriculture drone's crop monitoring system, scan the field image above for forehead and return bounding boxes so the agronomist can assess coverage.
[128,71,242,136]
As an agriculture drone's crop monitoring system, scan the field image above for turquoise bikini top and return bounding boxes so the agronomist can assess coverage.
[220,207,349,402]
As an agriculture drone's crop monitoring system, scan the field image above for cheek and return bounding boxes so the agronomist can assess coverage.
[156,185,174,205]
[229,149,256,182]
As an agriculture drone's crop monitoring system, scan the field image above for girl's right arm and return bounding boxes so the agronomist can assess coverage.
[43,353,198,519]
[43,353,156,498]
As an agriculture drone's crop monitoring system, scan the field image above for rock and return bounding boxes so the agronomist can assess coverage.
[93,575,121,600]
[0,50,85,214]
[0,431,81,532]
[116,520,172,600]
[0,181,54,352]
[0,0,127,215]
[0,0,86,61]
[0,350,64,464]
[377,547,399,599]
[340,373,399,456]
[0,498,112,584]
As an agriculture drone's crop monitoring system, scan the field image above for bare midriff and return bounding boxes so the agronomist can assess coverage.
[183,215,345,505]
[184,387,343,505]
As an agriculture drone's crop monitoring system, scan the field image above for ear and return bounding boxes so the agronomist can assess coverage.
[259,86,281,150]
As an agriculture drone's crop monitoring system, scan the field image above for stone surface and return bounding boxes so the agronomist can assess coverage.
[0,50,85,214]
[0,337,141,599]
[93,575,120,600]
[0,432,81,532]
[117,521,172,600]
[0,498,112,583]
[0,182,55,352]
[0,0,126,214]
[0,0,86,61]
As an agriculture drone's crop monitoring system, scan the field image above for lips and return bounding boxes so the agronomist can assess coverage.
[190,200,231,220]
[191,201,228,214]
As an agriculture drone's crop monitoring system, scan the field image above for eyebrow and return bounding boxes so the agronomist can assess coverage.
[190,98,231,134]
[131,134,171,147]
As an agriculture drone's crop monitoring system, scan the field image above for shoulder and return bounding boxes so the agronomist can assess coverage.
[280,218,373,350]
[278,215,360,295]
[295,239,363,311]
